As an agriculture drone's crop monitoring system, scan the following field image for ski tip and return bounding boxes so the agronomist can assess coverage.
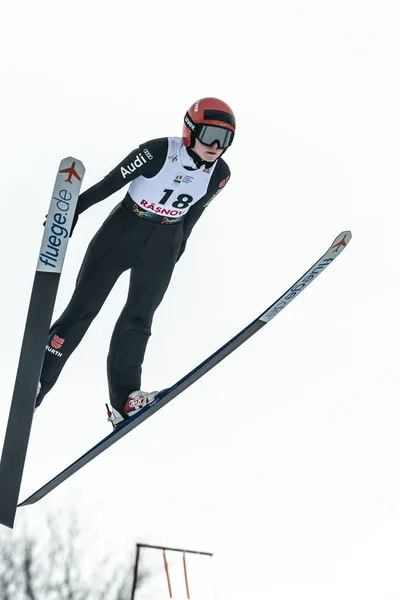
[58,157,86,176]
[330,231,352,254]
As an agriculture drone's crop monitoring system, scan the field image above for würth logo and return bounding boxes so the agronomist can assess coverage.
[219,175,230,188]
[51,335,65,350]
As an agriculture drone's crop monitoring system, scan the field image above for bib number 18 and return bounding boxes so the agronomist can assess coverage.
[159,189,194,210]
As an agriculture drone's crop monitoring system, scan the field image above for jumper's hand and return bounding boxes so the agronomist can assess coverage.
[43,212,79,237]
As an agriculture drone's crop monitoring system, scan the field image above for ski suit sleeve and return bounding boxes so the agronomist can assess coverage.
[75,138,168,217]
[176,160,231,262]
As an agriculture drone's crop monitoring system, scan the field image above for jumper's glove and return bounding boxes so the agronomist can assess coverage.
[43,211,79,238]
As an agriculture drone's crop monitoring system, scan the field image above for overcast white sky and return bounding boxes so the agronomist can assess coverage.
[1,0,399,598]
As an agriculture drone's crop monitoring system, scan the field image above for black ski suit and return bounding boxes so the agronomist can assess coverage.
[37,137,231,416]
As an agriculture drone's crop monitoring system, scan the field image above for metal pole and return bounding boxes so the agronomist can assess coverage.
[137,543,213,557]
[130,544,141,600]
[163,549,173,598]
[183,551,190,599]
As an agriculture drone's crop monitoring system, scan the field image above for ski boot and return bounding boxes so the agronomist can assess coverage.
[123,390,159,417]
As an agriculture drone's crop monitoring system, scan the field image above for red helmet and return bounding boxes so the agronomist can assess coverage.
[182,97,236,150]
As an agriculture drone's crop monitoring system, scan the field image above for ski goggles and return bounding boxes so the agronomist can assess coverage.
[196,124,234,149]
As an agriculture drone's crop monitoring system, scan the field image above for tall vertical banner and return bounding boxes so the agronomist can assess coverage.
[0,158,85,529]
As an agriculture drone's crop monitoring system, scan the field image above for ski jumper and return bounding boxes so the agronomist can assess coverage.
[37,137,231,415]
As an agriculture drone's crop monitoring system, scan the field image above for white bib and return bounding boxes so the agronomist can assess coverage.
[128,138,217,219]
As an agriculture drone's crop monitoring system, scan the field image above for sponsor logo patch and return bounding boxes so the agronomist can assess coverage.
[173,173,184,185]
[132,203,156,219]
[143,148,153,160]
[51,335,65,350]
[120,153,148,179]
[184,115,196,131]
[140,199,184,218]
[46,345,63,358]
[219,175,230,188]
[127,394,150,412]
[162,216,182,224]
[203,189,221,207]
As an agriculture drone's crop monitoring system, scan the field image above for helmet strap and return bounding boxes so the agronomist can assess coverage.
[185,146,214,169]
